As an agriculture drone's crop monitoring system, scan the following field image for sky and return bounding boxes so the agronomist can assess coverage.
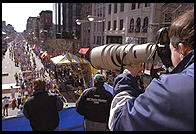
[2,3,54,33]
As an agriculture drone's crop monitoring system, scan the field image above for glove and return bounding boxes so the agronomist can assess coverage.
[113,73,143,97]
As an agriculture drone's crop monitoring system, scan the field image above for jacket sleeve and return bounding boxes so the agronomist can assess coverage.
[109,71,194,131]
[22,101,30,119]
[109,73,168,131]
[56,96,64,111]
[76,89,88,116]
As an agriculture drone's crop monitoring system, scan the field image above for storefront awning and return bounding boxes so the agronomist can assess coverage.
[78,48,90,55]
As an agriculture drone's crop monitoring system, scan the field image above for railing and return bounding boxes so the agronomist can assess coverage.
[2,106,84,131]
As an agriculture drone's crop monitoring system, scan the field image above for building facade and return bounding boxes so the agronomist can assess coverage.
[80,3,92,48]
[104,3,194,45]
[53,3,81,39]
[26,17,38,33]
[39,10,53,49]
[90,3,105,48]
[39,10,53,31]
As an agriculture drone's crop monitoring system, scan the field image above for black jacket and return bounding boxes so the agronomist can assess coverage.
[23,90,63,131]
[76,84,113,123]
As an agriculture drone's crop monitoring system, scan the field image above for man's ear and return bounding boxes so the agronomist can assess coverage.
[178,43,186,56]
[178,43,192,56]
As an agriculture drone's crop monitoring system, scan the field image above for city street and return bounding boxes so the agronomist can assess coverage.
[2,35,50,118]
[2,36,50,87]
[2,42,20,85]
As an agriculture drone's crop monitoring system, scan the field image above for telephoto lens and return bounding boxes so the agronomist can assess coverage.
[90,43,158,71]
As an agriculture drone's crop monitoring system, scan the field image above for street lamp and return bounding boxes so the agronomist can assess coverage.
[75,19,87,25]
[75,15,105,25]
[76,15,105,49]
[87,15,95,22]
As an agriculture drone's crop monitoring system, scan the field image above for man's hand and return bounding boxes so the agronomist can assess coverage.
[124,64,145,77]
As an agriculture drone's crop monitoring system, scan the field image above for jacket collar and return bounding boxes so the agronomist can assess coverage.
[171,50,194,74]
[33,90,48,96]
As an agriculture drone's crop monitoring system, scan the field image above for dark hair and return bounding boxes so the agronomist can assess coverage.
[169,9,194,49]
[33,78,46,91]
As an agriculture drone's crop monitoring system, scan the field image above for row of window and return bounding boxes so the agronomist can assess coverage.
[94,7,105,18]
[93,36,103,44]
[107,17,149,33]
[108,3,151,14]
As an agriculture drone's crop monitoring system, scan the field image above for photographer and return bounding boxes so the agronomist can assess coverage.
[108,9,194,131]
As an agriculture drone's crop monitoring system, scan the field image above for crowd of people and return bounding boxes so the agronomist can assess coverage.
[2,35,67,117]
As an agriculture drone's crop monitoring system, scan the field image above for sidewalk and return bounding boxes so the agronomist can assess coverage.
[2,83,20,94]
[2,87,21,119]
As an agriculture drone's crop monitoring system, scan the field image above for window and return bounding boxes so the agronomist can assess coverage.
[164,13,172,27]
[120,19,123,30]
[114,3,117,13]
[144,3,150,7]
[113,20,117,30]
[103,7,105,17]
[108,21,111,30]
[138,3,140,8]
[129,18,134,33]
[94,9,96,16]
[94,23,96,32]
[135,18,141,33]
[100,8,102,17]
[165,13,172,22]
[120,3,124,12]
[106,36,122,44]
[96,36,99,44]
[94,36,96,44]
[131,3,136,10]
[142,17,148,33]
[103,21,105,31]
[108,4,111,14]
[141,37,147,44]
[97,8,99,17]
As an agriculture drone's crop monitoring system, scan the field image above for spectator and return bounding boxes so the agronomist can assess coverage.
[10,86,16,99]
[20,81,25,96]
[76,74,113,131]
[14,72,19,86]
[108,9,194,131]
[11,98,17,110]
[21,94,28,104]
[2,96,10,116]
[23,78,64,131]
[17,104,24,117]
[17,94,22,109]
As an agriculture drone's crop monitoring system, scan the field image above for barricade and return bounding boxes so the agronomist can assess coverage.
[2,106,84,131]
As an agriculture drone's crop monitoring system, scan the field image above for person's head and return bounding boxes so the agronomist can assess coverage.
[33,78,46,91]
[94,74,105,86]
[169,9,194,67]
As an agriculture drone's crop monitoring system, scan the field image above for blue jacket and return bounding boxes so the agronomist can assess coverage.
[108,50,194,131]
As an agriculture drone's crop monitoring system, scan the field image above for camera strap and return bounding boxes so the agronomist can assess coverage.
[120,52,127,73]
[150,49,159,79]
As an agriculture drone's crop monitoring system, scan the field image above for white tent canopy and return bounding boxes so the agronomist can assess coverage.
[50,55,71,64]
[50,53,89,65]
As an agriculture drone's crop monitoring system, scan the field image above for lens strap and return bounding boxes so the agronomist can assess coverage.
[120,52,127,73]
